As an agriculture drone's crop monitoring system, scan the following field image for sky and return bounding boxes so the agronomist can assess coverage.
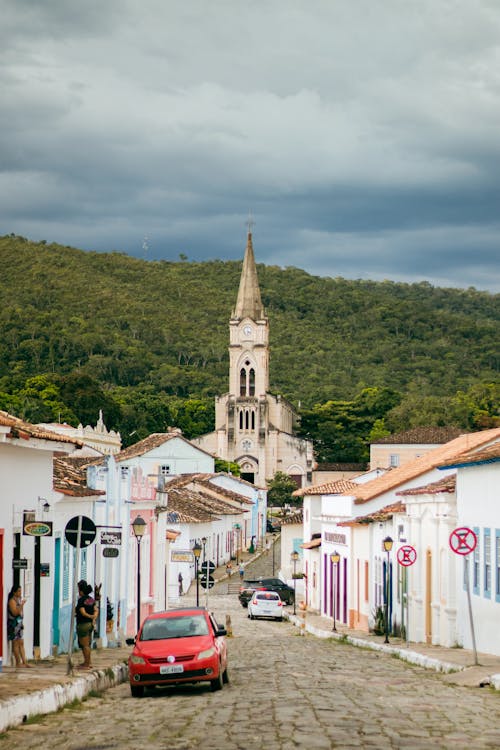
[1,0,500,293]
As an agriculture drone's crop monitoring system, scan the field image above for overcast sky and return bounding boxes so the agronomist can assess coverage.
[2,0,500,292]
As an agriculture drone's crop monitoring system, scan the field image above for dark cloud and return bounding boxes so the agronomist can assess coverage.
[1,1,500,292]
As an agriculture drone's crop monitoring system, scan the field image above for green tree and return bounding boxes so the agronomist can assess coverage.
[267,472,298,508]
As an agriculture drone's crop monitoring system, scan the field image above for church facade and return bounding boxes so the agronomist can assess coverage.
[193,232,313,489]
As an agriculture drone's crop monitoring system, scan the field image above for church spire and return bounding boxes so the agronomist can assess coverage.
[233,232,265,320]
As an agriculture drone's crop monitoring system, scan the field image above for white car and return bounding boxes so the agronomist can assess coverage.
[247,590,284,621]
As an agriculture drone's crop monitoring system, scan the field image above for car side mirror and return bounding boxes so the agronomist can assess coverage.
[125,637,136,646]
[215,627,227,637]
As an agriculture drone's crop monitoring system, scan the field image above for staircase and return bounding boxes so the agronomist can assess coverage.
[227,578,241,595]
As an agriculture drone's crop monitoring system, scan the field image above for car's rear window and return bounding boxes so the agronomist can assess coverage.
[255,592,280,601]
[141,614,209,640]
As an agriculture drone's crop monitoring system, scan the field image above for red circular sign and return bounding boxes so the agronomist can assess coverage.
[449,527,477,556]
[397,545,417,567]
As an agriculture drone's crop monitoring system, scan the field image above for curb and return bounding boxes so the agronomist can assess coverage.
[0,661,129,733]
[286,613,500,687]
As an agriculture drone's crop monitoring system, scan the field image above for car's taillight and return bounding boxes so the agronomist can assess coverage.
[278,600,283,607]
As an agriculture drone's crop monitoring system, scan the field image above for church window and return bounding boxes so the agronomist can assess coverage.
[251,410,255,429]
[239,410,243,429]
[249,368,255,396]
[240,369,246,396]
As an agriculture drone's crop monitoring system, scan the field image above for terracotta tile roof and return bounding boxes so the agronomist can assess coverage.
[301,537,321,549]
[345,427,500,504]
[294,479,358,497]
[162,487,228,523]
[339,501,406,527]
[0,410,82,446]
[280,509,303,525]
[397,474,456,496]
[438,441,500,469]
[160,474,254,506]
[372,426,465,445]
[53,456,105,497]
[315,463,368,471]
[116,431,213,462]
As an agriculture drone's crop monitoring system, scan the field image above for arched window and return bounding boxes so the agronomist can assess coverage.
[239,410,243,429]
[249,369,255,396]
[251,410,255,429]
[240,369,246,396]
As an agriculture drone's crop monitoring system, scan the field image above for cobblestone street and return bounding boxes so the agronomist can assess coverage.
[3,547,500,749]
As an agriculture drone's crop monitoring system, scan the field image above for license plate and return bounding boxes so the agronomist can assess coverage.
[261,609,273,615]
[160,664,184,674]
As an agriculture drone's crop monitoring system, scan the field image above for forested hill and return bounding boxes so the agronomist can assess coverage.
[1,234,498,461]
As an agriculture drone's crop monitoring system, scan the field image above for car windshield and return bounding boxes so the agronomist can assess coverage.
[140,614,209,641]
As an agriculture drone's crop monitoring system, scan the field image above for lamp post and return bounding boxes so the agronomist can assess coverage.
[132,515,147,634]
[201,536,208,608]
[383,536,393,644]
[291,550,299,615]
[330,551,340,632]
[193,540,202,607]
[272,532,277,575]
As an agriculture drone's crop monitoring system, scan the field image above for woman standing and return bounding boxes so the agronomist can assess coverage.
[7,586,30,668]
[76,580,98,669]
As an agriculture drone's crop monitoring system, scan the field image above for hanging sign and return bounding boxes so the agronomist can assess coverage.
[449,527,477,556]
[100,530,122,546]
[103,547,119,558]
[23,521,53,537]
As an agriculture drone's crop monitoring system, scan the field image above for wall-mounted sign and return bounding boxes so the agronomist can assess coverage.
[171,550,194,562]
[23,521,53,537]
[40,563,50,577]
[100,530,122,546]
[103,547,119,558]
[12,558,28,570]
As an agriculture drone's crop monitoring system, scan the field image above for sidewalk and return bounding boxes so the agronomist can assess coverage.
[0,644,130,733]
[286,608,500,691]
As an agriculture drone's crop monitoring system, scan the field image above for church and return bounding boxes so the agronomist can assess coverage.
[193,231,314,489]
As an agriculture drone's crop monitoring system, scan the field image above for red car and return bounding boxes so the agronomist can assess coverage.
[126,607,229,697]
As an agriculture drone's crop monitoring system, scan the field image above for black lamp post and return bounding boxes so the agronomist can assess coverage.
[383,536,393,644]
[193,540,202,607]
[132,515,147,634]
[272,532,277,576]
[330,551,340,632]
[291,551,299,615]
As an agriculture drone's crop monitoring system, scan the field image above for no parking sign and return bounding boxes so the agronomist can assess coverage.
[397,545,417,566]
[449,527,477,556]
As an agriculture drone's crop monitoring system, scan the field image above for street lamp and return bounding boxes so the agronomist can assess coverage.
[132,515,147,634]
[330,551,340,632]
[272,531,277,576]
[382,536,393,644]
[193,540,202,607]
[201,537,208,607]
[291,551,299,615]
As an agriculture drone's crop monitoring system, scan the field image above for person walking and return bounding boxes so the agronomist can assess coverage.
[178,572,183,596]
[7,586,30,668]
[238,563,245,580]
[76,580,98,670]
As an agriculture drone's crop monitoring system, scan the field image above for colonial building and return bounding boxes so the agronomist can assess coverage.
[193,232,313,489]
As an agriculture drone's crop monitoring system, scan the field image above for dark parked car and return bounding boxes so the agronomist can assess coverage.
[238,577,295,607]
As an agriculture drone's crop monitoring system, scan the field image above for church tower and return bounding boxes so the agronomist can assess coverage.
[193,232,313,488]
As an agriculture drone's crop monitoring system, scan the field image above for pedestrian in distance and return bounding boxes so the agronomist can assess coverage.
[7,585,30,668]
[239,563,245,580]
[226,562,233,577]
[178,572,183,596]
[76,580,98,670]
